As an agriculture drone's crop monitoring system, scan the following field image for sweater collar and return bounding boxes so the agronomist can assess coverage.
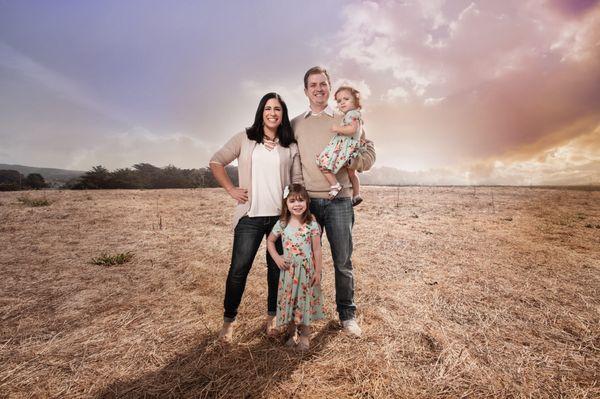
[303,104,335,119]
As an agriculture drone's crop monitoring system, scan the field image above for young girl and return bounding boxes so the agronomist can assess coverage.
[266,184,325,350]
[316,86,364,206]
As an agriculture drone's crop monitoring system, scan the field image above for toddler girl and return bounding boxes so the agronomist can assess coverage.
[316,86,364,206]
[266,184,325,351]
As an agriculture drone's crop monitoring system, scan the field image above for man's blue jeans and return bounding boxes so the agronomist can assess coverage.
[310,197,356,321]
[223,215,282,322]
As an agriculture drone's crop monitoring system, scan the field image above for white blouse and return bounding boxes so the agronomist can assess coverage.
[248,143,282,217]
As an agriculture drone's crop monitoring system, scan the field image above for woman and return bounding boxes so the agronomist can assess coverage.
[209,92,303,343]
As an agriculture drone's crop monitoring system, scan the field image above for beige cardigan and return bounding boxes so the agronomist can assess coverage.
[210,131,303,229]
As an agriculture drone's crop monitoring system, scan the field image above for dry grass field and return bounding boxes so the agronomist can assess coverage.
[1,186,599,398]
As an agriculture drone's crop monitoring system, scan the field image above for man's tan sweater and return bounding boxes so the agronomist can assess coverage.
[292,112,375,199]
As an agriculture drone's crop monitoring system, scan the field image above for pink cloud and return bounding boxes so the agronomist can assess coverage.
[332,0,600,183]
[547,0,600,17]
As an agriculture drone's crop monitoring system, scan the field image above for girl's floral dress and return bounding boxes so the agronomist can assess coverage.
[316,109,362,174]
[271,218,325,327]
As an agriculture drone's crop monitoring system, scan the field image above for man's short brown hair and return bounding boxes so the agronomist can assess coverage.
[303,66,331,89]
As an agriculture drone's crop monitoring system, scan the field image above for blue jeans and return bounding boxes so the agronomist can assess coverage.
[309,197,356,321]
[223,215,282,322]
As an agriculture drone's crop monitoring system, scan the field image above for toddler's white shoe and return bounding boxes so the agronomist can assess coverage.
[328,183,342,199]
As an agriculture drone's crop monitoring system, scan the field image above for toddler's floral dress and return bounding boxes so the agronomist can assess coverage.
[316,109,362,173]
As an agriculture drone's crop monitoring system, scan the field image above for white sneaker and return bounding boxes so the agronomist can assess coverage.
[342,319,362,338]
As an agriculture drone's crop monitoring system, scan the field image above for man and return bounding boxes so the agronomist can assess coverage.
[291,66,376,337]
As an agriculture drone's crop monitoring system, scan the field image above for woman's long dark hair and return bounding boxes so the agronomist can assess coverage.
[246,92,295,148]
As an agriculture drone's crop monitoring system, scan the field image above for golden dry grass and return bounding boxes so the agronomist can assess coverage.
[1,187,599,398]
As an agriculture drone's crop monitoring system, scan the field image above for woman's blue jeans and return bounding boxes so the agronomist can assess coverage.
[223,215,282,322]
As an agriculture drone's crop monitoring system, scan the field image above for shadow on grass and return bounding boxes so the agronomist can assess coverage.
[96,320,339,398]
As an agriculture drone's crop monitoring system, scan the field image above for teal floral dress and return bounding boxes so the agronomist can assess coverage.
[316,109,362,174]
[271,218,325,327]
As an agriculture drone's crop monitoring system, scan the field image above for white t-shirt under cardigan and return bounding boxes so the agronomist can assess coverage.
[248,143,282,217]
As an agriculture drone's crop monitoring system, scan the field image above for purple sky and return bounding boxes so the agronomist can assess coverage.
[1,0,599,184]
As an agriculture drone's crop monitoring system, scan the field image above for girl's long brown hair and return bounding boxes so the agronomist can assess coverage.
[280,184,313,227]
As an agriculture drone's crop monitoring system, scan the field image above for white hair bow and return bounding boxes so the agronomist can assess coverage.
[282,185,290,199]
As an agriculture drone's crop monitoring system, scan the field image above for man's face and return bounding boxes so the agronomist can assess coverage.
[304,73,330,109]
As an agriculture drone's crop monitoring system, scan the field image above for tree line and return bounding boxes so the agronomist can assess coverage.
[0,163,238,190]
[0,170,47,191]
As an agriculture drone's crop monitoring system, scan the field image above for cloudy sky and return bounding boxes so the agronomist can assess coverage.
[1,0,599,185]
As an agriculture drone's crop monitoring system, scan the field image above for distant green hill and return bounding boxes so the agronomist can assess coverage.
[0,164,84,184]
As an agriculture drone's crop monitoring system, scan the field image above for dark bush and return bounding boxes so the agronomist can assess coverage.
[0,170,24,191]
[24,173,47,189]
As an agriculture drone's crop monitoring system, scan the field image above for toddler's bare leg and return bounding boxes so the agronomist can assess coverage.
[322,170,339,187]
[347,168,362,206]
[322,170,342,198]
[347,168,360,198]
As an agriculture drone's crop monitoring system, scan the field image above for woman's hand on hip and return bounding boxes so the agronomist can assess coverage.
[227,187,248,203]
